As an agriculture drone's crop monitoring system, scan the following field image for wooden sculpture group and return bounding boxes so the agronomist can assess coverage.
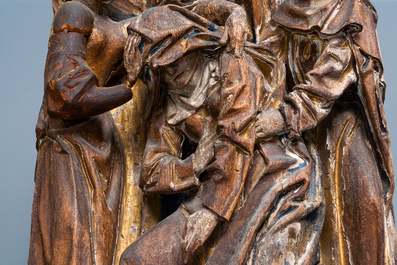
[29,0,397,264]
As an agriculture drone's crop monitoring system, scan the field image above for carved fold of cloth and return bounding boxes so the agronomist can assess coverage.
[120,5,325,265]
[29,15,132,265]
[244,0,397,263]
[249,0,397,263]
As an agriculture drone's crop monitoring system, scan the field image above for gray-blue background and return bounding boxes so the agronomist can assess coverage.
[0,0,396,264]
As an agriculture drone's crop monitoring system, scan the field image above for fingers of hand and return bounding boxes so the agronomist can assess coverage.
[125,36,133,56]
[255,129,265,138]
[219,28,229,46]
[224,13,247,57]
[124,38,133,67]
[234,25,244,57]
[124,33,141,63]
[183,227,202,260]
[255,122,260,131]
[257,132,266,138]
[183,226,195,249]
[182,215,201,253]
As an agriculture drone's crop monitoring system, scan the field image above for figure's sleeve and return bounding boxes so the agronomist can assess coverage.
[44,1,132,121]
[280,35,357,138]
[140,110,200,193]
[45,53,132,120]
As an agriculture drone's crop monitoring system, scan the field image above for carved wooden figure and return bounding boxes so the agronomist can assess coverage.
[253,0,397,264]
[30,0,397,265]
[28,0,141,264]
[120,1,325,264]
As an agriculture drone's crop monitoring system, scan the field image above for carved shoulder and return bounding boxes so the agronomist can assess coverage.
[53,1,94,36]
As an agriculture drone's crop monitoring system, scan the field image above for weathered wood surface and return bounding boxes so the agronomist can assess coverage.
[29,1,397,264]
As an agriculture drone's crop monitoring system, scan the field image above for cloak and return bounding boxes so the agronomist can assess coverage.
[250,0,396,263]
[271,0,394,208]
[121,4,326,265]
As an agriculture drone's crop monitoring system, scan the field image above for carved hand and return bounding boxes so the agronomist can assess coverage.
[181,208,220,263]
[192,117,216,175]
[255,108,286,141]
[219,7,248,57]
[124,32,143,87]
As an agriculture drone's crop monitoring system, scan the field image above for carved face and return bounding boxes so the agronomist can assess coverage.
[161,52,202,91]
